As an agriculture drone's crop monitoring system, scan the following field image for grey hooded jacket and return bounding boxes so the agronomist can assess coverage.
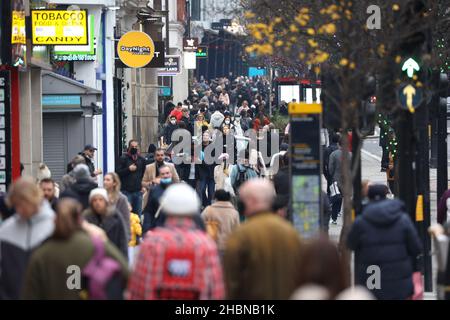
[0,200,55,299]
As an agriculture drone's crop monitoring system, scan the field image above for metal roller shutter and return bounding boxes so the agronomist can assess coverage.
[43,115,67,183]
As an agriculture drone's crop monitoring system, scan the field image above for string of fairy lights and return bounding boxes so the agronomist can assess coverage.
[377,113,398,160]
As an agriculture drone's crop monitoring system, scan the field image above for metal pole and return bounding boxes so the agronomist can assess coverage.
[165,0,169,54]
[352,129,362,216]
[269,61,272,117]
[430,118,438,168]
[414,101,432,292]
[186,0,191,37]
[437,97,448,212]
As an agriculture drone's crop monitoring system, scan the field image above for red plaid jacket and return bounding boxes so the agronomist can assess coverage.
[127,217,224,300]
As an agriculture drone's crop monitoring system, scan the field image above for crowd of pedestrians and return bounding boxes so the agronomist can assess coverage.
[0,74,431,301]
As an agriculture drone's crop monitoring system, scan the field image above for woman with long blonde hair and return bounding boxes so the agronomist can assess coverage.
[103,172,131,241]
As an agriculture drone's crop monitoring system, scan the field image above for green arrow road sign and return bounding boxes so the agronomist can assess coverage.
[402,58,420,78]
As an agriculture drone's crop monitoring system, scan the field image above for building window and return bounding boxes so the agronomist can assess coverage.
[191,0,201,21]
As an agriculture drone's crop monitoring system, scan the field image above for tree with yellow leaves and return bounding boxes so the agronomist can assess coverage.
[239,0,449,286]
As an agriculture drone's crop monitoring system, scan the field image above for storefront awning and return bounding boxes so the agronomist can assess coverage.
[41,71,102,114]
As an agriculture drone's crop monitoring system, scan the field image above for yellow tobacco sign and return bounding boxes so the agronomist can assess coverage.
[31,10,88,45]
[12,10,26,44]
[117,31,156,68]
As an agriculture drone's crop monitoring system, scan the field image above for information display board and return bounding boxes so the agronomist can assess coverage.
[289,103,322,238]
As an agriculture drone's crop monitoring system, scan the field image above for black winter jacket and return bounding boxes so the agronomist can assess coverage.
[142,183,169,234]
[347,199,422,300]
[84,208,128,259]
[116,153,146,193]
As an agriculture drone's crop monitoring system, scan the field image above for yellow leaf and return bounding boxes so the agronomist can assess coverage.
[349,62,356,69]
[324,23,336,34]
[245,45,255,53]
[290,24,299,33]
[308,39,318,48]
[275,40,283,47]
[314,66,321,74]
[299,52,306,60]
[395,55,402,63]
[252,31,263,40]
[274,17,282,24]
[307,28,315,35]
[300,8,309,14]
[339,58,349,66]
[392,4,400,11]
[331,13,341,20]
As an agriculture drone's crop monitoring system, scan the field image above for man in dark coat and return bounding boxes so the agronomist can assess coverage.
[116,140,146,216]
[347,198,422,300]
[78,144,100,178]
[142,165,174,234]
[163,115,179,146]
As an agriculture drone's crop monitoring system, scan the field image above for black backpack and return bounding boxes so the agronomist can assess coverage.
[233,165,249,193]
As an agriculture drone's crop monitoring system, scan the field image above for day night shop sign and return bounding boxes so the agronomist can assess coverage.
[31,10,88,45]
[117,31,156,68]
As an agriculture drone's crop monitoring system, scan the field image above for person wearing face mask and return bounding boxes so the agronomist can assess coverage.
[162,115,179,147]
[116,140,146,217]
[223,116,233,129]
[142,165,175,234]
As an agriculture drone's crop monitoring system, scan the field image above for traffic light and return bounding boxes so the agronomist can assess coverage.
[377,0,430,113]
[395,0,430,59]
[429,71,449,116]
[321,72,342,130]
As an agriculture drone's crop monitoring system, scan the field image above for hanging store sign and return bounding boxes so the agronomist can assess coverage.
[158,55,181,76]
[31,9,88,45]
[117,31,155,68]
[53,14,95,62]
[115,38,164,68]
[1,0,26,67]
[196,46,208,58]
[11,8,26,44]
[0,71,12,193]
[183,38,198,51]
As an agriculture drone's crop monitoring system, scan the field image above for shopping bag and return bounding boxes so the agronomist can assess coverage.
[329,181,341,197]
[411,272,424,300]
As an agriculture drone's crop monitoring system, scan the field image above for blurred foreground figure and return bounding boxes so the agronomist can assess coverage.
[0,177,55,299]
[347,196,423,300]
[223,179,302,299]
[23,199,129,300]
[128,184,224,300]
[291,237,348,300]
